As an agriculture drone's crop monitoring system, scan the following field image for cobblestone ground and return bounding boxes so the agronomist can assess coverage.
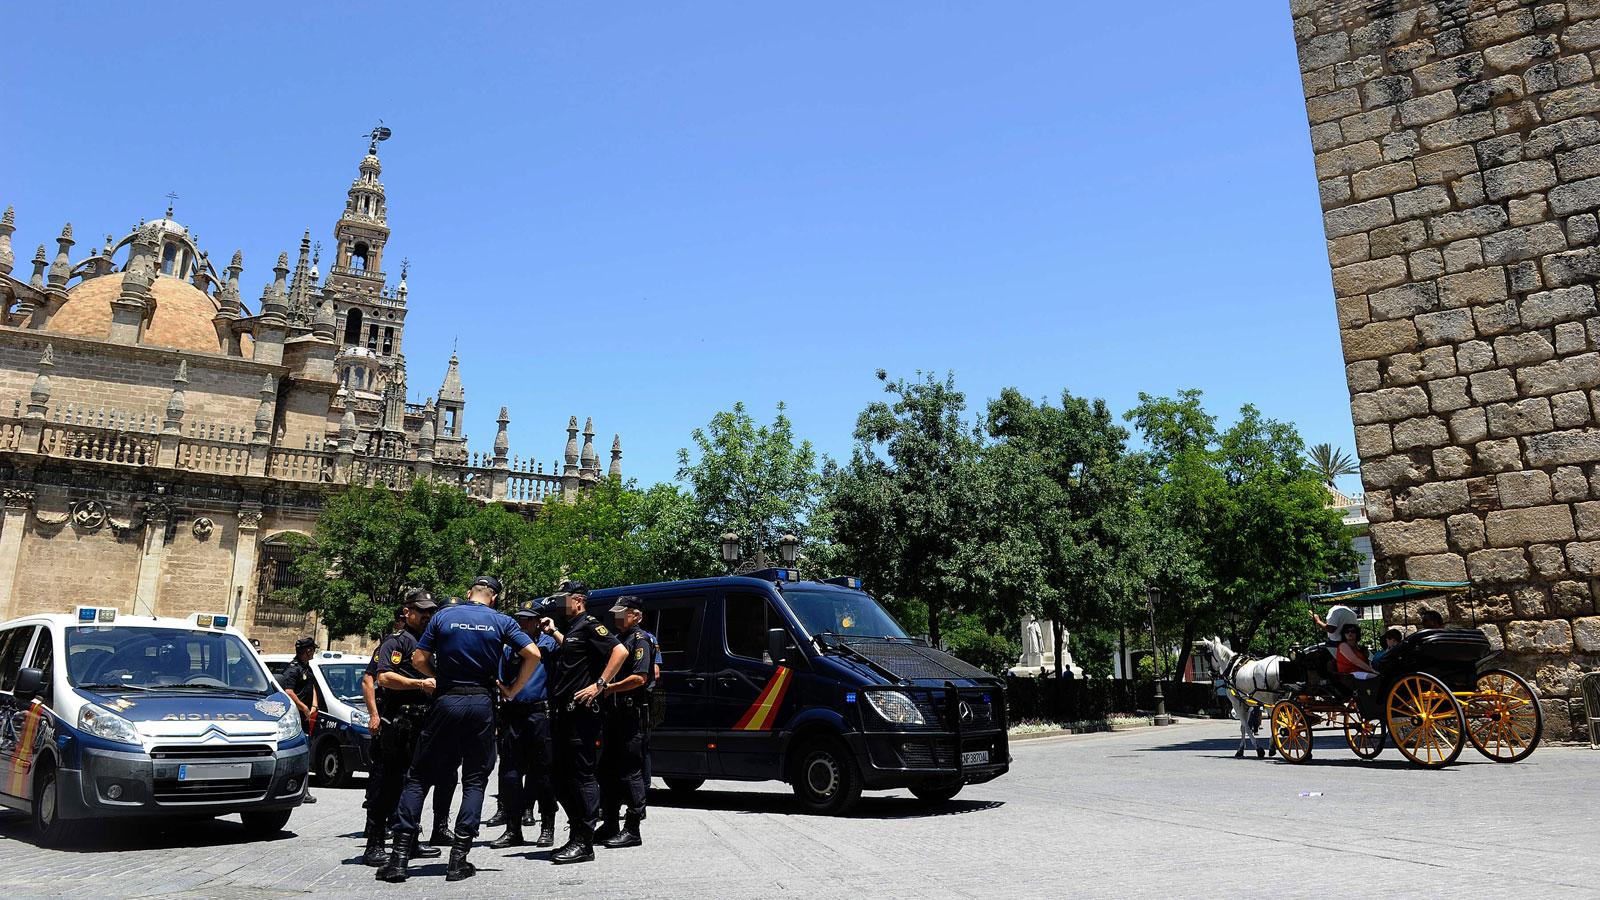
[1,720,1597,899]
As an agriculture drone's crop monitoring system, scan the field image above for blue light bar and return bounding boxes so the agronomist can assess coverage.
[78,607,96,622]
[214,615,229,628]
[845,692,857,704]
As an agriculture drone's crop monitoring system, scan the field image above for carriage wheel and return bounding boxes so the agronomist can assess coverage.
[1343,711,1385,760]
[1270,700,1312,763]
[1464,669,1542,763]
[1385,672,1466,768]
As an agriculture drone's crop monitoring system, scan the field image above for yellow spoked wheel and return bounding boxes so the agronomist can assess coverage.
[1385,672,1466,768]
[1271,700,1312,763]
[1464,669,1542,763]
[1343,712,1385,760]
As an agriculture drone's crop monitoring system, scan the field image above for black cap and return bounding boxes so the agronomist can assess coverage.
[471,575,503,596]
[443,595,464,606]
[513,599,543,618]
[608,595,642,614]
[295,636,317,653]
[403,588,437,611]
[559,579,588,597]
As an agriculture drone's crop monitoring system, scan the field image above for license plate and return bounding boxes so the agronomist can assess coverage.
[177,763,251,782]
[961,750,989,767]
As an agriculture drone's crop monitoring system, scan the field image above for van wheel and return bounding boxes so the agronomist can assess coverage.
[240,809,293,839]
[909,779,963,804]
[790,737,862,816]
[315,738,349,788]
[662,777,704,794]
[32,761,80,848]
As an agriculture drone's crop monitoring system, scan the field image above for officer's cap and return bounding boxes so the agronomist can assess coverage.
[558,579,588,597]
[443,595,464,606]
[403,588,437,611]
[471,575,503,596]
[294,636,317,653]
[608,595,643,614]
[512,599,542,618]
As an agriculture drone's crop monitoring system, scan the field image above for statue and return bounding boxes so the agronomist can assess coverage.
[1010,613,1085,679]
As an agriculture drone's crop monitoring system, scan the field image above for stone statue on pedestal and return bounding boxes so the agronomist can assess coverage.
[1010,614,1083,678]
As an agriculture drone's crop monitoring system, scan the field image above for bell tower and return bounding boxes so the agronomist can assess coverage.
[328,124,408,397]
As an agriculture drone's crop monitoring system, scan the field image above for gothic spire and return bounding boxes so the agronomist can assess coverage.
[287,229,314,324]
[439,352,465,403]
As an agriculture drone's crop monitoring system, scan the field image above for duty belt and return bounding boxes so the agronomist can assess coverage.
[502,700,550,713]
[439,684,494,697]
[607,692,649,709]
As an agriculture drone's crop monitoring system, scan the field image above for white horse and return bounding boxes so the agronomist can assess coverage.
[1199,638,1289,759]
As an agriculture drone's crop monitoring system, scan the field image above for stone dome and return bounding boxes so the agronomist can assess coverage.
[48,273,251,357]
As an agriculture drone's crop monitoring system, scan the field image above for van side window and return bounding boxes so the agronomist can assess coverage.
[647,595,704,670]
[724,592,781,664]
[26,629,53,706]
[0,626,36,692]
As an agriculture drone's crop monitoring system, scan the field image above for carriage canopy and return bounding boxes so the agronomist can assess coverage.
[1308,580,1468,609]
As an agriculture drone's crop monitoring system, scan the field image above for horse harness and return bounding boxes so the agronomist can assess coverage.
[1220,652,1279,707]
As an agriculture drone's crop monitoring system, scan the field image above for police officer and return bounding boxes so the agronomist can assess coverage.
[277,637,320,805]
[596,595,655,848]
[489,596,561,849]
[376,576,540,883]
[362,590,440,867]
[547,581,628,865]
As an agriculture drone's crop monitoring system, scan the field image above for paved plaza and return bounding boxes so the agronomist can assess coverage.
[1,719,1596,899]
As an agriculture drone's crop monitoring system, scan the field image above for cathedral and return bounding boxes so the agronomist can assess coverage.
[0,133,620,650]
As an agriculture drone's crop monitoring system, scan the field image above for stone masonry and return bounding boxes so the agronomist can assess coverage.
[1292,0,1600,739]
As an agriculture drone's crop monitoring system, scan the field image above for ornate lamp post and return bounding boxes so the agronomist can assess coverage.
[1148,588,1174,726]
[721,532,742,573]
[777,533,800,566]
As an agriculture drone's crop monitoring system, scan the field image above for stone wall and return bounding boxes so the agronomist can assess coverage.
[1291,0,1600,739]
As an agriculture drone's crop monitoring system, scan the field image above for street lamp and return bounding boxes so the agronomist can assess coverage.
[777,533,800,566]
[720,533,742,572]
[1148,588,1174,726]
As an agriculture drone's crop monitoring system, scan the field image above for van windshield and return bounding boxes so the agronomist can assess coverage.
[66,626,273,695]
[783,588,908,640]
[318,662,369,704]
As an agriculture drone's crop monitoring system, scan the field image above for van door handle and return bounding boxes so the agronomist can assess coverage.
[684,677,705,689]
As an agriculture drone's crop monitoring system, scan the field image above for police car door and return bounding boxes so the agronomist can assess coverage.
[0,624,40,804]
[643,592,711,778]
[713,590,797,780]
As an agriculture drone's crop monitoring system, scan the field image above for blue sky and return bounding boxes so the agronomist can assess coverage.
[3,3,1356,490]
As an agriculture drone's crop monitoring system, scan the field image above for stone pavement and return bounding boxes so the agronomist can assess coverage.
[1,720,1597,899]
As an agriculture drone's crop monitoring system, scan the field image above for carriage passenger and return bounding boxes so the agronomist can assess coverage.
[1371,628,1403,665]
[1312,605,1358,645]
[1335,623,1381,719]
[1419,609,1445,630]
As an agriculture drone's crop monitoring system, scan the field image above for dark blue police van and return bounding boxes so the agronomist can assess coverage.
[588,570,1008,815]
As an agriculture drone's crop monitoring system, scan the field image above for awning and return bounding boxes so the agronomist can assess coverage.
[1309,580,1469,608]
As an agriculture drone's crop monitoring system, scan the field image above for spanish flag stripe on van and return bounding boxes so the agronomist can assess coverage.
[733,666,793,731]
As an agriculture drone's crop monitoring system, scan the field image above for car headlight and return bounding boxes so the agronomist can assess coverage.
[79,704,142,745]
[275,712,303,742]
[350,708,371,728]
[864,690,925,725]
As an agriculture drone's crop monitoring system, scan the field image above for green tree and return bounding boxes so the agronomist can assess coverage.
[1307,442,1358,487]
[526,477,719,590]
[677,401,825,562]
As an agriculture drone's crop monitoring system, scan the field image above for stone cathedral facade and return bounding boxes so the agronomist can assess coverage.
[1291,0,1600,739]
[0,138,621,651]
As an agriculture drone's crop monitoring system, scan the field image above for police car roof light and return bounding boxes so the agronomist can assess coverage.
[822,576,864,589]
[746,567,799,583]
[74,605,117,623]
[188,612,230,629]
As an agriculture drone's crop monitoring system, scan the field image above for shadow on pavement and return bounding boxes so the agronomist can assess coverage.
[646,787,1002,819]
[0,811,299,853]
[1135,736,1446,770]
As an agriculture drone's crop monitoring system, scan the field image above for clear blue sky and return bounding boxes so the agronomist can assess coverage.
[4,3,1356,490]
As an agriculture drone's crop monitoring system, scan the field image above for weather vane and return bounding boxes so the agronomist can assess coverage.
[164,191,179,218]
[365,121,393,154]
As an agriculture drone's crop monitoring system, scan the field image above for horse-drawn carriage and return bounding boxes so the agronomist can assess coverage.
[1266,581,1542,768]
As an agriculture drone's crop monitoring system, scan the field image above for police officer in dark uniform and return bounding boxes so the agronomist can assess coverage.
[488,596,562,849]
[361,590,439,866]
[547,581,628,865]
[376,576,540,883]
[596,595,655,848]
[277,637,320,805]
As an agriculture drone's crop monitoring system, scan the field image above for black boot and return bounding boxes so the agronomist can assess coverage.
[534,820,555,847]
[361,822,388,867]
[445,836,477,882]
[430,822,459,846]
[522,806,537,827]
[489,822,525,849]
[593,817,619,844]
[412,829,442,859]
[551,831,594,865]
[484,800,506,829]
[374,830,414,883]
[601,816,641,849]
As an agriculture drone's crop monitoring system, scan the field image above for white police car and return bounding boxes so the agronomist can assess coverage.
[0,606,310,845]
[262,651,374,788]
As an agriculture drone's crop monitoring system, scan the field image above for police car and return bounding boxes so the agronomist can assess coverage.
[588,571,1010,815]
[0,606,310,845]
[262,651,373,788]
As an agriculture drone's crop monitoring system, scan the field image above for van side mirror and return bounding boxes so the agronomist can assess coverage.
[13,667,44,704]
[767,628,799,666]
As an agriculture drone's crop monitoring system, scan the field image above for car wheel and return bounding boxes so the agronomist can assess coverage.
[789,737,862,816]
[32,761,80,848]
[908,779,963,804]
[239,809,293,838]
[662,777,704,794]
[316,738,349,788]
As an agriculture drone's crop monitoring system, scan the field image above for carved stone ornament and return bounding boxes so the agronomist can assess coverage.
[70,499,108,531]
[1,488,36,510]
[192,516,214,539]
[237,509,263,530]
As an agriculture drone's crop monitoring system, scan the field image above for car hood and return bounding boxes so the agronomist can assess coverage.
[822,639,998,687]
[76,688,290,740]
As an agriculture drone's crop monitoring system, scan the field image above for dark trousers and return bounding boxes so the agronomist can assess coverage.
[600,703,647,821]
[497,707,556,827]
[553,704,604,840]
[393,693,496,839]
[365,710,421,833]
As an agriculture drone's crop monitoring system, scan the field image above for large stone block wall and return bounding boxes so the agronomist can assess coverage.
[1292,0,1600,738]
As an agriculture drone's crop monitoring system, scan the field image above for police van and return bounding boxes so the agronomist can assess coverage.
[588,571,1009,815]
[262,651,374,788]
[0,606,310,845]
